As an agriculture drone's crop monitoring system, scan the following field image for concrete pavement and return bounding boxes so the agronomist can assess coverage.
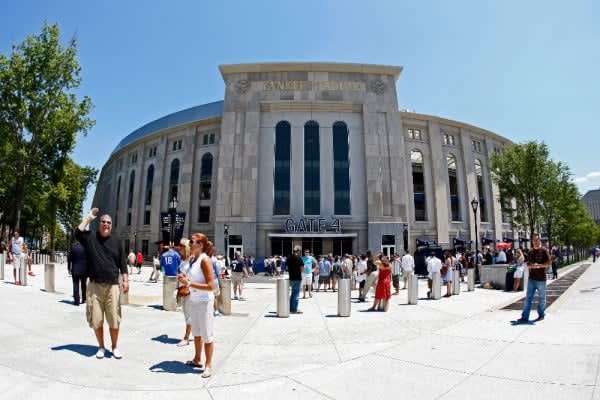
[0,258,599,399]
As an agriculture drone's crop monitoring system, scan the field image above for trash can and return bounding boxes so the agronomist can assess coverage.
[337,278,351,317]
[505,265,516,291]
[276,278,289,318]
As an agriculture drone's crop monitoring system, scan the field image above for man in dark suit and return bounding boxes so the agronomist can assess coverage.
[68,238,88,306]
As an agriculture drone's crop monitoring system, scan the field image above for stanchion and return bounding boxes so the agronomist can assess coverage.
[120,275,129,305]
[337,278,351,317]
[44,263,55,292]
[219,279,232,315]
[162,276,177,311]
[0,251,5,280]
[453,269,460,295]
[276,278,289,317]
[467,268,475,291]
[432,271,441,300]
[408,273,418,304]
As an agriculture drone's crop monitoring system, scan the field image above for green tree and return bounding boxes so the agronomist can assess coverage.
[0,22,94,234]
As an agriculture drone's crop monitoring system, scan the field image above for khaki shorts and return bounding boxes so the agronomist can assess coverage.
[87,281,121,329]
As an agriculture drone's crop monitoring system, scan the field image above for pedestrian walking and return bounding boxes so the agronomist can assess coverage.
[516,234,551,323]
[10,231,24,285]
[68,239,87,306]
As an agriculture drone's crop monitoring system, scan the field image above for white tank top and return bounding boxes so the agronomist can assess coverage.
[189,253,214,302]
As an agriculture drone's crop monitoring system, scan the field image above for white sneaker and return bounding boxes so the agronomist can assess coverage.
[233,295,239,300]
[95,347,105,359]
[176,339,190,347]
[112,348,123,359]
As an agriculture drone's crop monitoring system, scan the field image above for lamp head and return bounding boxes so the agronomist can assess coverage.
[471,197,479,213]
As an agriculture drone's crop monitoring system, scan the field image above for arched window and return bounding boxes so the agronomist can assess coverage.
[304,121,320,215]
[115,176,121,210]
[145,165,154,206]
[411,150,426,221]
[169,159,180,200]
[475,159,487,222]
[200,153,213,200]
[333,121,350,215]
[447,154,460,221]
[273,121,291,215]
[127,170,135,209]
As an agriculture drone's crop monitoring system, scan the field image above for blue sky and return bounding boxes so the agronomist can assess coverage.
[2,0,599,211]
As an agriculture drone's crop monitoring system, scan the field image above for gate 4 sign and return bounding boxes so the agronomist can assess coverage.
[284,217,341,233]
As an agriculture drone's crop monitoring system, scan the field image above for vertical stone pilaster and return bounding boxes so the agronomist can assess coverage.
[428,120,449,246]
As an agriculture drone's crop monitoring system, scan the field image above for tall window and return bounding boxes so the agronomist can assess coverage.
[145,165,154,205]
[200,153,213,200]
[411,150,426,221]
[447,154,460,221]
[333,121,350,215]
[304,121,320,215]
[115,176,121,210]
[169,159,180,200]
[273,121,291,215]
[475,159,488,222]
[127,170,135,209]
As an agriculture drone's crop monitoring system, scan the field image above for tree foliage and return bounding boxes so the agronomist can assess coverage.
[490,141,600,248]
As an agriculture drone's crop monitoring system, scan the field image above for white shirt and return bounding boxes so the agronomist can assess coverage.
[427,256,442,278]
[401,254,415,272]
[189,253,214,302]
[496,250,507,263]
[357,260,367,282]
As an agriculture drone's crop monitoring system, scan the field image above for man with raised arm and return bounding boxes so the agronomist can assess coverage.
[77,208,128,359]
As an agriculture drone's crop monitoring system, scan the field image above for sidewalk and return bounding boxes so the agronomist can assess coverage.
[0,259,598,399]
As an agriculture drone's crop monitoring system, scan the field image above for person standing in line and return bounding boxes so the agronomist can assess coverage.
[10,231,24,285]
[362,251,379,301]
[230,252,248,301]
[176,238,193,348]
[301,250,316,298]
[391,254,402,295]
[136,251,143,274]
[208,242,222,317]
[286,246,304,314]
[357,254,368,301]
[68,238,88,306]
[426,251,442,299]
[442,251,453,298]
[178,233,216,378]
[77,208,128,359]
[317,256,331,292]
[401,250,415,289]
[516,234,551,323]
[160,242,182,278]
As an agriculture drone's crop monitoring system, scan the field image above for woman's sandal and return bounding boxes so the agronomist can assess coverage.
[185,360,203,368]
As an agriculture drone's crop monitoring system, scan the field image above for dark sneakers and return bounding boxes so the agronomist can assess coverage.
[515,318,529,324]
[535,315,545,322]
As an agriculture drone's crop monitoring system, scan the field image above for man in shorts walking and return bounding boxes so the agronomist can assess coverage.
[77,208,128,360]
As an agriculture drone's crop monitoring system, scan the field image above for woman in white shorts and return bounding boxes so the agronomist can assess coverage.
[177,239,193,347]
[179,233,216,378]
[513,248,526,291]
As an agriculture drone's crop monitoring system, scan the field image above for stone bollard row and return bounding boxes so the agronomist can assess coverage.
[408,273,418,304]
[20,258,27,286]
[163,275,177,311]
[431,271,442,300]
[219,279,232,315]
[452,269,460,295]
[467,268,475,291]
[44,263,55,292]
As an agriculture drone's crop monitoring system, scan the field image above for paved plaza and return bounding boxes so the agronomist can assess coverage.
[1,259,599,400]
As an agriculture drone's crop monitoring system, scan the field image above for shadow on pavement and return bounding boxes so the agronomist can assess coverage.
[151,334,180,344]
[149,360,200,374]
[147,304,164,311]
[59,299,78,306]
[51,344,98,357]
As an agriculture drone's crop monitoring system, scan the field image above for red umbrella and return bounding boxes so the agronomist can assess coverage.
[496,242,512,250]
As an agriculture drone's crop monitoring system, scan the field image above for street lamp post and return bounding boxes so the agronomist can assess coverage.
[133,230,137,253]
[471,197,479,271]
[224,224,229,267]
[168,197,178,247]
[403,223,409,252]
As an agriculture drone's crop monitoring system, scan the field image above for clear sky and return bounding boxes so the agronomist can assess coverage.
[2,0,599,212]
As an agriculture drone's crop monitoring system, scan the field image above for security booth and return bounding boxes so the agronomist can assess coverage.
[414,238,442,276]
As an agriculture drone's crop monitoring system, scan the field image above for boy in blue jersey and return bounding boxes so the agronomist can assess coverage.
[160,244,182,276]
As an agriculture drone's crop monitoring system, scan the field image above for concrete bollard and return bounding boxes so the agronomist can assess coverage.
[432,271,442,300]
[20,257,27,286]
[162,276,177,311]
[219,279,232,315]
[408,273,418,304]
[276,278,290,317]
[120,275,129,305]
[453,269,460,295]
[337,278,351,317]
[44,263,55,292]
[467,268,475,291]
[1,251,4,280]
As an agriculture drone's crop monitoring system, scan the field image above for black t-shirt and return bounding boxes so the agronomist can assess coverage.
[528,247,550,281]
[76,229,126,284]
[231,258,246,273]
[286,254,304,281]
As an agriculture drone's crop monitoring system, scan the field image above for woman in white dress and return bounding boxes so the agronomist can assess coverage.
[178,233,216,378]
[513,248,526,291]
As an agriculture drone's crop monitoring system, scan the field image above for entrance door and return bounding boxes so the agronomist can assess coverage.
[381,245,395,258]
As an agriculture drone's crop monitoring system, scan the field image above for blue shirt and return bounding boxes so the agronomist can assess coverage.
[319,260,331,275]
[160,249,181,276]
[302,255,314,275]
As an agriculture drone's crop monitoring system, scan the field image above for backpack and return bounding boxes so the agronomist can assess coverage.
[333,262,343,277]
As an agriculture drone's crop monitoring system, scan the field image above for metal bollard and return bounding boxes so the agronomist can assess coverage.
[432,271,442,299]
[1,251,4,280]
[337,278,351,317]
[467,268,475,291]
[44,263,55,292]
[276,278,290,317]
[162,276,177,311]
[219,279,232,315]
[453,269,460,295]
[120,275,129,305]
[408,273,418,304]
